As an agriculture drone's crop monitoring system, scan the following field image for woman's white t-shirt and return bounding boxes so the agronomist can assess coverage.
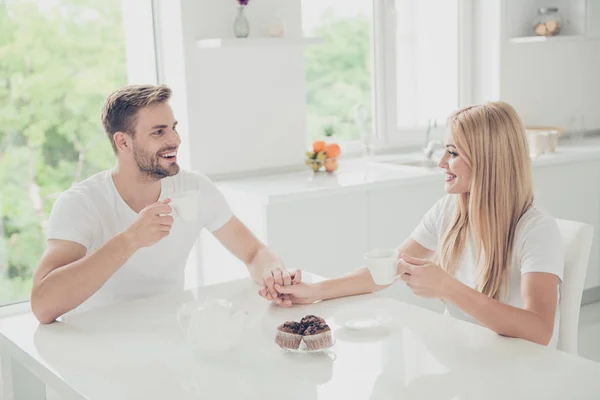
[46,169,233,313]
[411,195,564,347]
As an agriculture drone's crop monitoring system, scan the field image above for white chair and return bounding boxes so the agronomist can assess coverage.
[556,218,594,354]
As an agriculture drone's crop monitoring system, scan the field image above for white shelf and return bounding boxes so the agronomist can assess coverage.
[509,35,584,43]
[196,37,322,49]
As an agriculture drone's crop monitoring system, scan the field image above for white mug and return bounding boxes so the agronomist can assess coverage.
[169,191,200,222]
[527,131,549,157]
[364,249,400,285]
[546,130,559,152]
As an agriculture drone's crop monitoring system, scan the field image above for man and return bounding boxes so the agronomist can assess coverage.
[31,84,298,324]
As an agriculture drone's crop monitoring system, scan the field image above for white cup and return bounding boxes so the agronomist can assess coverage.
[169,191,200,222]
[546,130,559,152]
[527,132,549,157]
[364,249,399,285]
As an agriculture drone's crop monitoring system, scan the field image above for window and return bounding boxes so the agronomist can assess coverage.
[0,0,157,307]
[302,0,374,143]
[395,0,459,128]
[375,0,468,146]
[302,0,468,148]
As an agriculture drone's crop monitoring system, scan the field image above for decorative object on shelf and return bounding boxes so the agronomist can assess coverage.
[546,130,559,152]
[267,11,287,37]
[533,7,562,36]
[305,129,342,175]
[234,0,250,38]
[525,125,565,137]
[526,127,561,156]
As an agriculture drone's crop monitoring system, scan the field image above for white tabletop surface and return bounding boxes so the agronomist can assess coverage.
[2,275,600,400]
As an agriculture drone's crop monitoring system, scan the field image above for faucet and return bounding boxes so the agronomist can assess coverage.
[423,119,443,159]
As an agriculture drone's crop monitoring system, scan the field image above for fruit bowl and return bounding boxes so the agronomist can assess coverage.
[305,140,341,175]
[305,157,339,174]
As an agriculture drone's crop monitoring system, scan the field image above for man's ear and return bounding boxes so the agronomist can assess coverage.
[113,131,132,153]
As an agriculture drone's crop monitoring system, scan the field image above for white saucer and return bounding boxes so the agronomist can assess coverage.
[333,308,392,330]
[279,339,336,354]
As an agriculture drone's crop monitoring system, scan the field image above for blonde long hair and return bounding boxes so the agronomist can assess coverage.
[440,102,534,300]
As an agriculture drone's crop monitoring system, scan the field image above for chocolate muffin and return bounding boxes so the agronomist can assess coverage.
[300,315,326,329]
[275,321,304,349]
[302,323,333,350]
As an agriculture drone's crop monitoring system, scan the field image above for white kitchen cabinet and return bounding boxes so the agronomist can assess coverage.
[532,159,600,289]
[368,181,446,312]
[368,182,445,250]
[265,191,369,278]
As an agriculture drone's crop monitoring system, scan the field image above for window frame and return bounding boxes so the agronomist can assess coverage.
[0,0,160,313]
[369,0,474,151]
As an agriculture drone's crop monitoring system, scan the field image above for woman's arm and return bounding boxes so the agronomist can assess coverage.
[444,272,559,345]
[274,238,434,304]
[399,253,559,346]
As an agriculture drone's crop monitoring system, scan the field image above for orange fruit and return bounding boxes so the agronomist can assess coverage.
[324,158,338,172]
[325,143,341,158]
[313,141,326,153]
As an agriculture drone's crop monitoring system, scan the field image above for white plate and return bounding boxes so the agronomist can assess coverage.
[279,339,336,354]
[333,308,392,330]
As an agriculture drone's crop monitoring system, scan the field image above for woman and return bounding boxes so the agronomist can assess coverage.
[270,101,564,347]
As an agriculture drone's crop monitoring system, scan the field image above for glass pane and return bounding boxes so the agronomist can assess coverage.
[302,0,373,142]
[395,0,459,129]
[0,0,130,306]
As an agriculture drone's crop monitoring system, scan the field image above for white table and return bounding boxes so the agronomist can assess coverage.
[2,275,600,400]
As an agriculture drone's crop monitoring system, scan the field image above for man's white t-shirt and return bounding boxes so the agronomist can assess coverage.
[47,170,233,312]
[411,195,564,348]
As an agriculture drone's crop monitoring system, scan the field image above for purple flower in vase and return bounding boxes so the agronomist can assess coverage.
[234,0,250,38]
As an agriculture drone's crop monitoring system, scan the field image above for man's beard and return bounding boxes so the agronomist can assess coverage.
[132,142,180,180]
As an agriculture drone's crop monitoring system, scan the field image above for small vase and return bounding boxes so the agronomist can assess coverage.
[234,6,250,38]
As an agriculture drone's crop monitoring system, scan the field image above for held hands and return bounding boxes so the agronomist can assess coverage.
[398,254,456,299]
[124,199,174,250]
[273,281,320,305]
[258,268,303,308]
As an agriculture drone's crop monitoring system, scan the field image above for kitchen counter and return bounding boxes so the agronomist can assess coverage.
[218,136,600,204]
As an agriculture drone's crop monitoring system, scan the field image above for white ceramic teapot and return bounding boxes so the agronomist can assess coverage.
[180,299,248,352]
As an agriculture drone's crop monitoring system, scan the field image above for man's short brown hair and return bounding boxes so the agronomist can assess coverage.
[101,84,172,153]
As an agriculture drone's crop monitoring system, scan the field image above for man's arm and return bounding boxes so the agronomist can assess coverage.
[211,217,298,300]
[31,200,173,324]
[211,216,286,284]
[31,236,138,324]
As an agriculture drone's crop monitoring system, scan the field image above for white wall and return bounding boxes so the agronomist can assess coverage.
[155,0,307,178]
[501,40,600,131]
